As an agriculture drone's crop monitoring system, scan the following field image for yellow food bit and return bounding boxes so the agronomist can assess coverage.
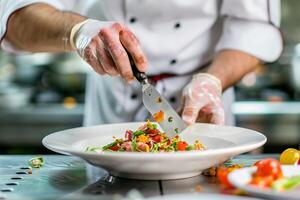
[194,140,205,150]
[137,135,149,143]
[145,144,150,152]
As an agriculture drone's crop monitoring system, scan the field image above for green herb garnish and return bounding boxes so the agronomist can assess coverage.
[133,130,145,137]
[131,137,137,151]
[28,156,44,168]
[85,147,103,152]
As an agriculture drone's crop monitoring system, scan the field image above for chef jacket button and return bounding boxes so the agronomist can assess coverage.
[130,93,138,99]
[170,59,177,65]
[129,17,137,23]
[174,22,181,29]
[169,96,177,103]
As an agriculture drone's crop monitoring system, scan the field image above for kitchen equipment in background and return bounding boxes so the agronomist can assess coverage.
[13,53,55,85]
[43,53,90,93]
[290,44,300,93]
[0,82,32,109]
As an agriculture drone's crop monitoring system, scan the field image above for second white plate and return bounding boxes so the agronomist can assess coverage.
[228,165,300,200]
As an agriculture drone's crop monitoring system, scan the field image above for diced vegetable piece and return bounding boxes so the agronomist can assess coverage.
[271,176,300,191]
[153,110,164,122]
[137,135,149,143]
[177,141,188,151]
[28,156,44,168]
[254,158,283,180]
[102,141,119,150]
[152,135,162,143]
[133,130,145,137]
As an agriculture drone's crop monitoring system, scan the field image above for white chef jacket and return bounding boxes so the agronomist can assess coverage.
[0,0,283,126]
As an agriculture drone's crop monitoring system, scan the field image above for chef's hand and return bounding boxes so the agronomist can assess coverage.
[70,19,148,82]
[181,73,225,125]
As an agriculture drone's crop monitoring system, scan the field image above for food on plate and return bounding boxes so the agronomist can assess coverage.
[249,158,300,191]
[28,156,44,168]
[279,148,300,165]
[86,121,206,153]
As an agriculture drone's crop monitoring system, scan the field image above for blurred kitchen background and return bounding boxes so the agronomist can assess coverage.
[1,1,300,154]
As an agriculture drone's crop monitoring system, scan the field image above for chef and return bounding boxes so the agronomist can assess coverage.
[0,0,282,126]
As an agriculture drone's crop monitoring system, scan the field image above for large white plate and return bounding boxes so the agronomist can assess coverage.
[228,165,300,200]
[42,122,266,180]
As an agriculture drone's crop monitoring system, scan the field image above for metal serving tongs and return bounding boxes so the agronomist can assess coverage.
[128,53,187,137]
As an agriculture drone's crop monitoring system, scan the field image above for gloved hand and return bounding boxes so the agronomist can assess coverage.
[181,73,225,125]
[70,19,148,82]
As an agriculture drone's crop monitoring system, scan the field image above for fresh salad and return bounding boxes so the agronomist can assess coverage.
[86,121,206,153]
[216,148,300,191]
[248,158,300,191]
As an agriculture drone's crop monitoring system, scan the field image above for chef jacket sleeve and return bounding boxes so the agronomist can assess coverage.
[0,0,76,52]
[215,0,283,62]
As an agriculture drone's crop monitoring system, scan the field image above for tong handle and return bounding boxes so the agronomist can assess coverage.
[126,50,148,84]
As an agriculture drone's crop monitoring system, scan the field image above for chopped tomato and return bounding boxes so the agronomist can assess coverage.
[177,141,188,151]
[153,110,164,123]
[254,158,283,180]
[109,145,120,151]
[153,135,162,143]
[146,129,160,136]
[217,167,234,189]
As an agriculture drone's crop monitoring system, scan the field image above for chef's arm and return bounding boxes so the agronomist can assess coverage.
[5,3,86,52]
[4,3,148,82]
[206,49,259,91]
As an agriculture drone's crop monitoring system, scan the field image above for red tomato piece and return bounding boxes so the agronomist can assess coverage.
[109,145,120,151]
[254,158,283,180]
[147,129,160,136]
[217,167,234,189]
[153,135,162,143]
[177,141,188,151]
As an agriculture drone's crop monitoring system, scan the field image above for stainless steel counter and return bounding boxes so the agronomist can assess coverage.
[0,154,277,200]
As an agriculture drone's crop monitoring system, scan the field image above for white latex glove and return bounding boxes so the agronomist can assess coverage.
[70,19,148,82]
[181,73,225,125]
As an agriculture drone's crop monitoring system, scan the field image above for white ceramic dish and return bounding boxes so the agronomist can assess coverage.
[42,122,266,180]
[228,165,300,200]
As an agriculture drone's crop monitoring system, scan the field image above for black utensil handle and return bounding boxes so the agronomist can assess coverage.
[126,50,148,83]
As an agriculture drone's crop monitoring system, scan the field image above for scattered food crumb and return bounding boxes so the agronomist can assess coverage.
[195,184,202,192]
[168,116,173,122]
[28,156,44,168]
[156,97,162,103]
